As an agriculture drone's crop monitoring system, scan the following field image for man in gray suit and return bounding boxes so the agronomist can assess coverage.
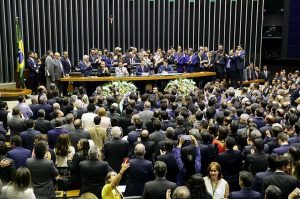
[143,161,177,199]
[52,52,65,93]
[26,141,58,199]
[45,50,54,89]
[7,106,26,136]
[139,101,153,126]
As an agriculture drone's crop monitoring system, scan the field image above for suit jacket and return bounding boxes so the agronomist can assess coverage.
[245,152,269,174]
[125,157,154,196]
[78,61,93,77]
[259,70,271,82]
[7,116,26,135]
[272,144,290,155]
[47,127,69,149]
[259,124,272,139]
[229,187,261,199]
[235,50,245,70]
[35,103,52,120]
[27,57,39,77]
[139,110,153,125]
[7,146,31,168]
[136,65,150,75]
[79,159,112,199]
[45,55,54,77]
[132,140,156,162]
[252,169,274,193]
[143,178,177,199]
[104,138,129,172]
[289,135,299,144]
[34,118,53,134]
[161,120,176,131]
[60,57,72,75]
[157,152,179,183]
[262,172,298,199]
[216,149,242,191]
[26,157,58,199]
[88,126,107,150]
[0,109,9,130]
[52,58,64,81]
[68,129,91,148]
[127,129,143,147]
[20,129,41,151]
[254,117,266,129]
[118,115,132,136]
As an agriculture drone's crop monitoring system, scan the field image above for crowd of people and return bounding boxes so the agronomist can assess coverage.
[26,45,271,96]
[1,55,300,198]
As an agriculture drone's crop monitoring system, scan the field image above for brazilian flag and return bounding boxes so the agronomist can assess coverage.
[16,18,25,88]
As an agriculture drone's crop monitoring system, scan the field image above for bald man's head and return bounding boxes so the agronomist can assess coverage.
[172,186,191,199]
[134,143,146,157]
[140,130,149,141]
[74,119,82,129]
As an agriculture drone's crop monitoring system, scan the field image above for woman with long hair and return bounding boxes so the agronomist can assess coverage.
[188,174,212,199]
[204,162,229,199]
[0,167,35,199]
[69,138,90,188]
[54,134,75,168]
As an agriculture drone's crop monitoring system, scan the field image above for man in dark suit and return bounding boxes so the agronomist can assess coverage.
[79,146,112,198]
[259,115,274,139]
[245,138,269,174]
[7,135,31,168]
[0,101,9,131]
[262,155,298,199]
[78,55,93,77]
[20,119,41,151]
[272,132,290,155]
[104,127,129,174]
[7,106,26,136]
[125,143,154,196]
[26,141,58,199]
[229,171,261,199]
[157,139,179,183]
[60,51,72,95]
[136,60,150,75]
[61,51,72,75]
[68,119,90,148]
[35,95,52,120]
[252,153,277,193]
[259,65,271,82]
[34,109,53,134]
[127,118,144,148]
[132,130,156,162]
[143,161,177,199]
[214,50,226,80]
[254,108,266,129]
[235,45,245,88]
[216,136,242,191]
[47,118,69,149]
[118,106,133,136]
[185,49,200,73]
[149,119,167,144]
[225,50,237,88]
[27,51,39,94]
[161,111,176,131]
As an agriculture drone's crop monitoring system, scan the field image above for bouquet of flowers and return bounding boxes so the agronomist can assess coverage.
[101,81,137,98]
[164,78,197,96]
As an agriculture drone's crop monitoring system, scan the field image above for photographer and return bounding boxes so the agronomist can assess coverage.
[174,134,201,185]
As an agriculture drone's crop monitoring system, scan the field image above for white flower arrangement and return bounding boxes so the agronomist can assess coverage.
[164,78,197,96]
[101,81,137,98]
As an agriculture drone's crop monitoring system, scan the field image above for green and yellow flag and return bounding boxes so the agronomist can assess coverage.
[16,18,25,88]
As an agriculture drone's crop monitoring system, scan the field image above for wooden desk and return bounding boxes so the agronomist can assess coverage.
[60,72,216,82]
[0,88,32,99]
